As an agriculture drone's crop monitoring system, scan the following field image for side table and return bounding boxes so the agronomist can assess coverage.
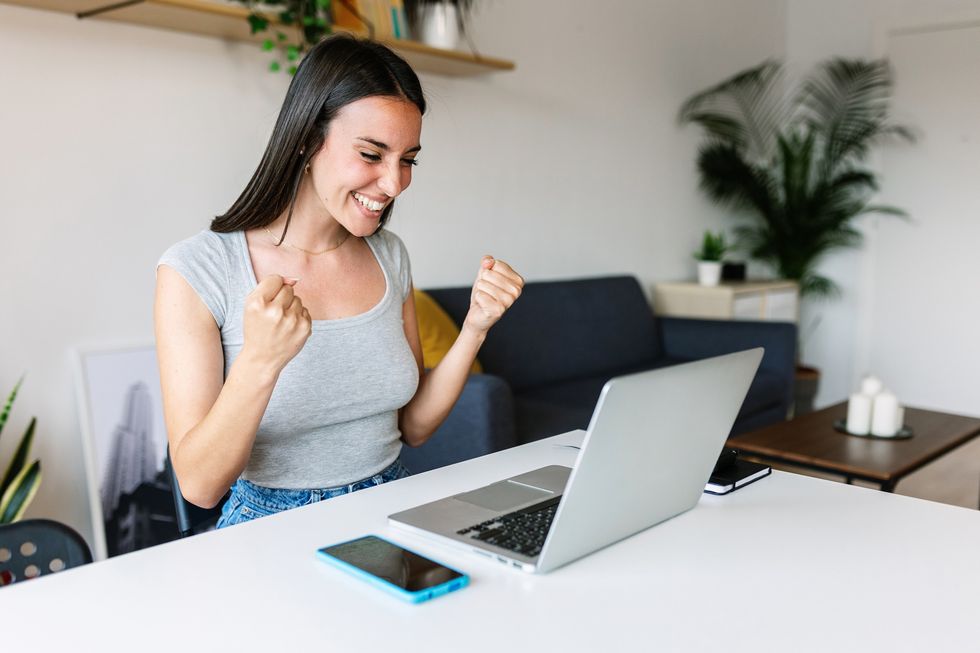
[727,402,980,492]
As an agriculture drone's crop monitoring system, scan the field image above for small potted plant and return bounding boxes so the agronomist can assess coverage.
[693,230,728,286]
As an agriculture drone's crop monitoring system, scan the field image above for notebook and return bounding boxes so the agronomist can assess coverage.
[388,348,763,574]
[705,458,772,495]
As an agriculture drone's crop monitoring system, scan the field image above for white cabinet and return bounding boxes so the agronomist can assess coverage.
[653,280,799,322]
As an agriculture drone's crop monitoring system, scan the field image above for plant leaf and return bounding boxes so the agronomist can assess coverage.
[0,417,34,496]
[0,376,23,441]
[679,60,790,163]
[247,13,269,34]
[0,459,40,524]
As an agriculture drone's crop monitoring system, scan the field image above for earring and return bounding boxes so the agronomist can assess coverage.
[305,163,311,174]
[299,147,305,156]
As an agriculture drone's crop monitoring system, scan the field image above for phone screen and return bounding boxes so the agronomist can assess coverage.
[319,535,464,592]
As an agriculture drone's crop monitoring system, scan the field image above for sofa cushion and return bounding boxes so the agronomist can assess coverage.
[427,276,663,392]
[514,359,684,441]
[739,368,785,417]
[514,361,785,444]
[414,289,482,373]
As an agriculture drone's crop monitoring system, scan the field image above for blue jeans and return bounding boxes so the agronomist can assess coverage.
[216,459,411,529]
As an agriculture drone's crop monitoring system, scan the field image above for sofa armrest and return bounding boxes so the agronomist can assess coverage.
[398,373,516,474]
[659,317,797,406]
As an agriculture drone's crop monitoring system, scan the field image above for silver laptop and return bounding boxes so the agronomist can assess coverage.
[389,348,763,574]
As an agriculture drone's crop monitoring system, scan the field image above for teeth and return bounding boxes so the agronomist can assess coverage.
[354,192,385,212]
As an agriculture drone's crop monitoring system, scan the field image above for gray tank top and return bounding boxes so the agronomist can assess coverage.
[158,229,419,489]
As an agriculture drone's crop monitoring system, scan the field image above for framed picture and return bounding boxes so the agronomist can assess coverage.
[74,344,179,560]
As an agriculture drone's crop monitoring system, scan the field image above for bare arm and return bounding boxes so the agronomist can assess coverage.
[154,266,311,508]
[399,257,523,445]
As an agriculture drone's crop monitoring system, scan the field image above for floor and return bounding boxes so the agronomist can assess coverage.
[763,436,980,510]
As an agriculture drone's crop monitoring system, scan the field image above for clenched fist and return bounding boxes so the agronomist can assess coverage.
[242,275,312,372]
[463,256,524,335]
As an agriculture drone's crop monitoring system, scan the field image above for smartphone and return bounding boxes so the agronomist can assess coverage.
[316,535,469,603]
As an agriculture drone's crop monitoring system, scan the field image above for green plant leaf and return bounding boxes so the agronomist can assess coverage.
[269,60,281,72]
[0,459,40,524]
[279,10,295,24]
[286,45,299,61]
[262,38,275,51]
[247,13,269,34]
[288,65,298,76]
[317,0,330,9]
[0,417,34,496]
[277,31,288,42]
[0,377,24,441]
[678,60,789,163]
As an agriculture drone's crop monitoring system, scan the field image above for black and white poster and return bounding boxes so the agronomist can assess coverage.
[75,345,180,559]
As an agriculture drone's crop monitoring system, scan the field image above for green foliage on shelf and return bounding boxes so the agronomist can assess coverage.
[233,0,334,74]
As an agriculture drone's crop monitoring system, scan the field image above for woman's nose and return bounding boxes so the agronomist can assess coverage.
[377,163,403,197]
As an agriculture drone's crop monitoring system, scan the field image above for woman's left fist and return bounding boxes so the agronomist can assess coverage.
[463,256,524,334]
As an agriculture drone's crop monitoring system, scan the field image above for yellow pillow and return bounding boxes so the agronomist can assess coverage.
[414,289,483,374]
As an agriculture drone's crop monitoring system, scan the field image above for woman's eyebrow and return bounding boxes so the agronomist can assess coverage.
[356,137,421,154]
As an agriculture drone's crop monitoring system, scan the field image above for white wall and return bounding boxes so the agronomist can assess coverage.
[0,1,786,549]
[785,0,980,416]
[868,13,980,414]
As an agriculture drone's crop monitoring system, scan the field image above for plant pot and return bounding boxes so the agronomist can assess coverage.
[793,365,820,417]
[697,261,722,286]
[412,2,461,50]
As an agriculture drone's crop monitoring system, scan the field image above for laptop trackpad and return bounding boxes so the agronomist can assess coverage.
[455,481,552,512]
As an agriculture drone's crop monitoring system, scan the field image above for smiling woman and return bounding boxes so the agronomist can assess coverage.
[153,34,524,528]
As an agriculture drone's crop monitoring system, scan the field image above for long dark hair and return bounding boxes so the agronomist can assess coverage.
[212,34,426,237]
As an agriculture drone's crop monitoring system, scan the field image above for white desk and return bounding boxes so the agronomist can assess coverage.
[2,431,979,652]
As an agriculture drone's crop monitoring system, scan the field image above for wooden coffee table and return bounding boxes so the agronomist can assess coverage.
[728,402,980,492]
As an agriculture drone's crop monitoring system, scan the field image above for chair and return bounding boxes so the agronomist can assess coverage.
[165,449,225,538]
[0,519,92,587]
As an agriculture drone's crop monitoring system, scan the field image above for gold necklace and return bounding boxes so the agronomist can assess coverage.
[264,226,349,255]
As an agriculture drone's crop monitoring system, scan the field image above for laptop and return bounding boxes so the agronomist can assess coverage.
[389,348,763,574]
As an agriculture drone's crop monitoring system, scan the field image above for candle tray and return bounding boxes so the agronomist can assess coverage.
[833,419,914,440]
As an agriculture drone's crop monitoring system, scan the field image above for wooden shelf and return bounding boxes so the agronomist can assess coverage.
[1,0,515,76]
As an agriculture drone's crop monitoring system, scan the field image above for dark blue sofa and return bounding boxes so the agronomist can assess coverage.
[400,275,796,473]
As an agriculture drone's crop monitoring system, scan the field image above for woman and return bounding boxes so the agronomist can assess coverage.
[154,35,523,528]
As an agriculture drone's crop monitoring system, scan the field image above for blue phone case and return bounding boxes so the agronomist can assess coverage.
[316,535,469,603]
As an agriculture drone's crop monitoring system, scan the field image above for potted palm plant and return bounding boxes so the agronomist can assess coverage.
[679,58,913,413]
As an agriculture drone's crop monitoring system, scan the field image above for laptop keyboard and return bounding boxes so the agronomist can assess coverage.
[456,496,561,558]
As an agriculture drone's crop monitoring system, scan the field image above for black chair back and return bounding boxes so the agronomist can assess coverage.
[165,449,225,537]
[0,519,92,587]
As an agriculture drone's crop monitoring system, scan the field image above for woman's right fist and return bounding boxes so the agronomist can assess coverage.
[243,275,312,372]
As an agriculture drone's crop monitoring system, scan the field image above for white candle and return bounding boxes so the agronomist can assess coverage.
[861,375,883,396]
[871,392,900,437]
[895,404,905,431]
[846,393,873,435]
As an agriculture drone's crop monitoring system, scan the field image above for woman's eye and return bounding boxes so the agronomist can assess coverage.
[401,158,419,167]
[360,152,382,162]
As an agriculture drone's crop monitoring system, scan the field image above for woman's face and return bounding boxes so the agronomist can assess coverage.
[306,95,422,237]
